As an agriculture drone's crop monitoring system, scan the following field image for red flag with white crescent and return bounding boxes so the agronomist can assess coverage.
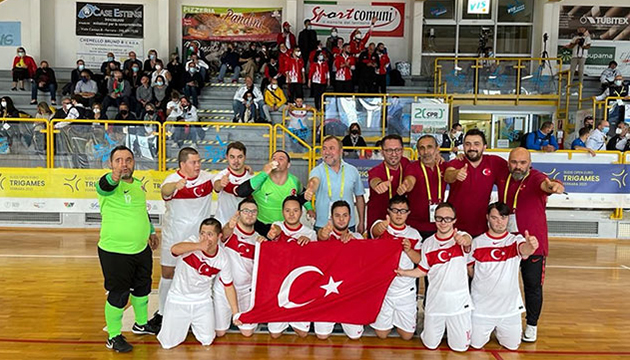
[237,238,403,324]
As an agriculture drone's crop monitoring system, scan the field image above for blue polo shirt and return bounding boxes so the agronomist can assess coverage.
[310,160,365,228]
[571,137,586,150]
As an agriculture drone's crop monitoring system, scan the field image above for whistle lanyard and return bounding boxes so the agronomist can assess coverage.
[325,164,345,199]
[384,164,403,198]
[504,173,530,209]
[420,163,442,203]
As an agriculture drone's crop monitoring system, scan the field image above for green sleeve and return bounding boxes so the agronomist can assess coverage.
[250,171,269,190]
[96,173,119,196]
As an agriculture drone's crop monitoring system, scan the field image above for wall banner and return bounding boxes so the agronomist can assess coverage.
[410,102,449,148]
[304,2,405,37]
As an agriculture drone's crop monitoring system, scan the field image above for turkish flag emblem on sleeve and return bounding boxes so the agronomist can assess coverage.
[237,238,403,324]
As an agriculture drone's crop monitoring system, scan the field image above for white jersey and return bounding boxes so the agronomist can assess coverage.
[162,171,214,246]
[469,232,526,318]
[328,229,363,241]
[379,224,422,298]
[418,231,473,316]
[273,221,317,242]
[168,235,233,304]
[213,168,253,226]
[213,224,259,293]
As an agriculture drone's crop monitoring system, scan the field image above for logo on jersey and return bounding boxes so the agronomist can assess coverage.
[482,168,492,176]
[183,254,221,277]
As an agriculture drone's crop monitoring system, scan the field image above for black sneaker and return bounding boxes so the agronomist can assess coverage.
[106,334,133,353]
[132,322,159,335]
[147,312,163,333]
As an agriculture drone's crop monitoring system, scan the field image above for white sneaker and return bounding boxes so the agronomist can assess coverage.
[522,325,537,342]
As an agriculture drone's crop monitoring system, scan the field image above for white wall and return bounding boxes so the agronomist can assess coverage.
[0,0,39,70]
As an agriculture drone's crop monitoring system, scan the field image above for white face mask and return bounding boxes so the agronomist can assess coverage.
[331,31,338,36]
[295,51,301,57]
[318,55,324,62]
[454,131,462,138]
[155,65,162,70]
[271,84,278,90]
[1,101,6,108]
[615,80,623,86]
[616,127,623,135]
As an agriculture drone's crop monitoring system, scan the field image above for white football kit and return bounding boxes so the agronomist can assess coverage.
[213,168,253,226]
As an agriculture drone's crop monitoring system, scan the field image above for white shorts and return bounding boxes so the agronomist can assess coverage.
[370,292,417,334]
[314,322,364,340]
[214,286,257,332]
[157,299,215,349]
[267,322,311,334]
[421,312,472,352]
[471,313,522,351]
[160,238,177,267]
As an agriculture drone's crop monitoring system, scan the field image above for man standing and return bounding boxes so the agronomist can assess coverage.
[367,134,410,230]
[524,121,559,152]
[305,136,366,233]
[498,147,564,343]
[440,123,464,161]
[585,119,609,151]
[213,142,253,226]
[563,27,591,86]
[150,147,214,330]
[96,146,159,353]
[333,44,356,93]
[298,19,318,67]
[444,129,507,237]
[277,21,297,50]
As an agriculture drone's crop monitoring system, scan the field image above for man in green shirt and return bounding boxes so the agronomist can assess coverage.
[96,145,159,353]
[235,150,312,236]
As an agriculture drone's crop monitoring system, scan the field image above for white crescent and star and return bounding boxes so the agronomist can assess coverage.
[437,250,449,262]
[482,168,492,176]
[490,249,503,260]
[237,242,251,254]
[277,266,343,309]
[193,187,204,197]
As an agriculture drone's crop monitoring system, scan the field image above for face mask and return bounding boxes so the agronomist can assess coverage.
[147,110,155,115]
[454,131,462,138]
[64,103,72,110]
[295,51,301,57]
[18,52,25,57]
[262,47,267,52]
[331,31,338,37]
[246,97,253,103]
[107,56,114,62]
[355,34,362,40]
[307,25,312,30]
[155,65,162,70]
[149,54,155,60]
[280,48,286,53]
[132,66,139,72]
[271,84,278,90]
[78,64,85,71]
[94,108,100,113]
[318,55,324,62]
[1,101,6,108]
[120,110,129,116]
[615,80,623,86]
[350,129,359,135]
[189,67,196,73]
[81,76,88,82]
[189,46,195,51]
[156,81,164,86]
[616,127,623,135]
[602,126,610,134]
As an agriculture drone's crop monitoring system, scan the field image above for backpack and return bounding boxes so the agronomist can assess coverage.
[520,131,551,149]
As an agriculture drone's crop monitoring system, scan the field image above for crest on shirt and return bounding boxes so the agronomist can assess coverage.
[482,168,492,176]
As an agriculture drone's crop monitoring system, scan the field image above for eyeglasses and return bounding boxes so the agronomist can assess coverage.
[240,209,258,215]
[382,148,403,154]
[388,208,410,214]
[435,216,456,223]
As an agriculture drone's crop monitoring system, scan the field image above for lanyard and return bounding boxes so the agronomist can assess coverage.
[504,173,530,209]
[384,163,403,198]
[324,163,345,199]
[420,163,442,203]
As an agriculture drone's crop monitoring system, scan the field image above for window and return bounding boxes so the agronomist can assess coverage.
[423,25,457,53]
[496,26,532,54]
[424,0,456,20]
[461,0,493,20]
[498,0,533,23]
[458,26,493,54]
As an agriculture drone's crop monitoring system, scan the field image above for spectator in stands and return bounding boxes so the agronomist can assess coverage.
[308,52,329,110]
[241,91,260,123]
[308,41,331,65]
[70,94,92,119]
[135,75,154,117]
[298,20,318,66]
[571,127,595,156]
[183,62,204,108]
[263,78,287,123]
[152,75,169,111]
[52,97,80,121]
[239,43,260,81]
[583,115,594,130]
[218,43,241,83]
[36,101,54,121]
[144,49,161,74]
[11,47,37,92]
[172,96,204,147]
[342,123,367,159]
[586,119,609,151]
[261,56,283,93]
[102,70,132,112]
[375,43,390,93]
[371,139,384,160]
[600,61,621,90]
[606,121,630,151]
[332,37,344,56]
[334,44,356,93]
[286,97,315,148]
[127,62,143,89]
[0,96,20,118]
[596,75,629,101]
[232,76,265,122]
[166,90,183,121]
[285,47,305,102]
[357,43,379,93]
[440,123,464,160]
[185,53,209,83]
[524,121,559,152]
[92,103,107,120]
[115,102,136,121]
[563,27,591,86]
[278,43,292,77]
[277,21,297,50]
[326,28,341,51]
[151,60,171,86]
[74,70,98,106]
[386,96,405,135]
[123,51,143,77]
[101,52,121,79]
[63,59,92,96]
[143,102,163,122]
[349,17,376,56]
[257,45,269,70]
[167,53,185,92]
[30,61,58,105]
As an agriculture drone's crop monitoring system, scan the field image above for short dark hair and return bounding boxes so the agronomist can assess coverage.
[452,123,462,130]
[282,195,301,209]
[540,121,554,131]
[610,61,618,67]
[199,217,222,233]
[110,145,133,161]
[381,134,403,148]
[178,147,199,165]
[272,149,291,163]
[417,134,438,147]
[389,195,409,208]
[435,202,456,218]
[578,127,590,137]
[331,200,351,215]
[238,198,257,211]
[464,128,487,145]
[227,141,247,156]
[487,202,510,216]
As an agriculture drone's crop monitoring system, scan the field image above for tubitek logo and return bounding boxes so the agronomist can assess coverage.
[580,15,629,26]
[78,4,99,19]
[64,174,81,193]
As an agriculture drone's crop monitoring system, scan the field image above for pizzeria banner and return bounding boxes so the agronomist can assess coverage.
[304,1,405,37]
[182,6,283,42]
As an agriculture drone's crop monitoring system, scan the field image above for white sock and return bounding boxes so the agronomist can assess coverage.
[158,277,173,315]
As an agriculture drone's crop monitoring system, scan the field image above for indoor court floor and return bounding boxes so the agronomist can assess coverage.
[0,230,629,360]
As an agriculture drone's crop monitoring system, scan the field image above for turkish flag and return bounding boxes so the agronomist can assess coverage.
[237,238,403,324]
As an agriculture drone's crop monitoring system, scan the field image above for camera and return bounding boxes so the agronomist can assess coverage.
[577,37,585,47]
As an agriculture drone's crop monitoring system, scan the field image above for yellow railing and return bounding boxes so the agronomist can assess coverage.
[273,124,314,172]
[281,106,318,148]
[0,117,50,167]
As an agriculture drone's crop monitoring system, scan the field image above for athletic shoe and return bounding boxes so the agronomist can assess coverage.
[132,322,159,335]
[106,335,133,353]
[147,312,163,333]
[522,325,537,342]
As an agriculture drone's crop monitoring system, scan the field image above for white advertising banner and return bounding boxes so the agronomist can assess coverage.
[77,37,144,69]
[409,102,449,147]
[304,2,405,37]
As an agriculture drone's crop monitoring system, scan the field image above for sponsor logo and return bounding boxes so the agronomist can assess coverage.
[89,201,100,210]
[78,3,142,19]
[580,15,629,26]
[33,201,46,209]
[63,174,81,193]
[64,202,75,208]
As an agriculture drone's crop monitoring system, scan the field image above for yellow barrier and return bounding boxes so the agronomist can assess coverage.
[273,124,314,171]
[281,106,318,148]
[0,117,50,168]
